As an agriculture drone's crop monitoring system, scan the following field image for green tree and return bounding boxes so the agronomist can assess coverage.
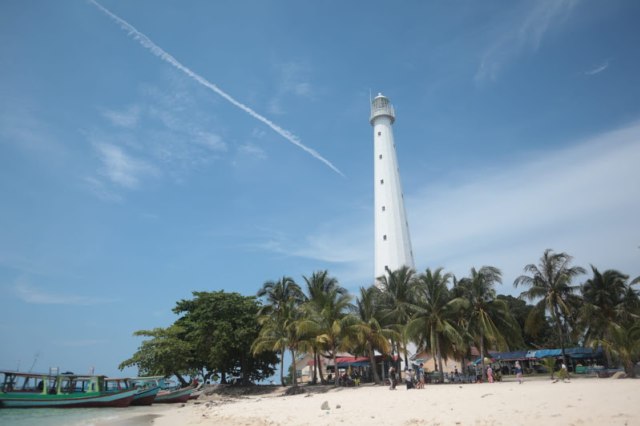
[407,268,463,381]
[302,271,356,386]
[580,266,639,366]
[118,324,193,385]
[459,266,521,380]
[497,295,553,348]
[255,276,304,386]
[377,266,417,377]
[592,323,640,378]
[353,286,395,384]
[173,291,277,384]
[514,249,586,365]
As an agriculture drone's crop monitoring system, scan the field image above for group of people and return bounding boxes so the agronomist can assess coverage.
[388,360,526,390]
[387,363,431,390]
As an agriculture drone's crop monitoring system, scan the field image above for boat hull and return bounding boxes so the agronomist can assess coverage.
[130,386,160,406]
[153,386,194,404]
[0,389,137,408]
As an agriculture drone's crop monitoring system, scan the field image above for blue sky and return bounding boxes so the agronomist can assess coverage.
[1,0,639,377]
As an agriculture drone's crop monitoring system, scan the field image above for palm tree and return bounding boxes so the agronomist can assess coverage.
[255,276,304,386]
[514,249,586,365]
[302,271,355,386]
[581,266,640,366]
[257,276,304,316]
[353,286,396,384]
[407,268,464,381]
[377,265,417,377]
[592,322,640,378]
[459,266,520,380]
[252,299,302,386]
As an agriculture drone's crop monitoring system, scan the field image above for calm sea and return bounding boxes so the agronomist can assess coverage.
[0,406,168,426]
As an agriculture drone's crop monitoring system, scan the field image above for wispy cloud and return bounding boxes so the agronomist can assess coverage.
[476,0,580,83]
[101,105,141,128]
[94,142,159,189]
[584,59,610,76]
[238,143,267,160]
[13,279,115,306]
[257,120,640,291]
[82,176,124,203]
[267,61,315,115]
[0,105,66,162]
[90,0,343,176]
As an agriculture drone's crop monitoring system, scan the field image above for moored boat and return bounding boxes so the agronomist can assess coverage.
[130,376,194,404]
[105,377,160,406]
[0,371,137,408]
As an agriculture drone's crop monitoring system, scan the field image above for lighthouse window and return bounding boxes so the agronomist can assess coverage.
[378,131,381,136]
[382,206,385,211]
[383,235,387,241]
[379,154,382,159]
[380,179,384,184]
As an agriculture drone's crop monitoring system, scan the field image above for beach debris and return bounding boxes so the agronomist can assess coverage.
[336,404,341,409]
[321,401,330,410]
[481,393,493,398]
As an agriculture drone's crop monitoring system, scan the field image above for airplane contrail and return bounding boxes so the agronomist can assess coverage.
[89,0,344,177]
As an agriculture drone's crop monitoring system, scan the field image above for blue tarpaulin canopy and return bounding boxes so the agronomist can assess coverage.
[565,347,603,359]
[474,347,603,364]
[533,349,562,358]
[493,350,528,361]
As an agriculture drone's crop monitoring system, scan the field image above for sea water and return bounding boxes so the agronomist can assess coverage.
[0,406,165,426]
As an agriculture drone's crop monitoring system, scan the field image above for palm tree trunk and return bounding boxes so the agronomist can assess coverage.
[332,347,339,386]
[312,348,317,384]
[480,335,486,381]
[436,335,444,381]
[367,341,382,384]
[317,352,326,384]
[290,348,298,387]
[280,351,286,386]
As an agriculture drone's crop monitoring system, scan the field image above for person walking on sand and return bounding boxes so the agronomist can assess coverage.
[560,361,570,383]
[515,361,523,384]
[487,365,494,383]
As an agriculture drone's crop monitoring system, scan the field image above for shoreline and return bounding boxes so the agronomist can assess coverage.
[140,376,640,425]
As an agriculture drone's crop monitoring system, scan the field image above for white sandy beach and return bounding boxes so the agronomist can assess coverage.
[142,377,639,426]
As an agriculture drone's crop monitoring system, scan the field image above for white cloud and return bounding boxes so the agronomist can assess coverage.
[13,279,115,306]
[476,0,580,82]
[194,131,226,152]
[101,105,141,128]
[238,143,267,160]
[94,142,159,189]
[255,120,640,292]
[408,121,640,285]
[584,60,610,76]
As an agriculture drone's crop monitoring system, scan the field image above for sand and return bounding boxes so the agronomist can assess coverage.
[147,377,639,426]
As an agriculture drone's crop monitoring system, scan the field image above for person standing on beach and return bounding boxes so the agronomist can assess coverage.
[416,363,425,389]
[388,366,397,390]
[560,362,570,383]
[487,365,494,383]
[515,361,523,384]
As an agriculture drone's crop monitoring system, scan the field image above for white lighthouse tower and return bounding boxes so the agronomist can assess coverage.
[370,93,415,281]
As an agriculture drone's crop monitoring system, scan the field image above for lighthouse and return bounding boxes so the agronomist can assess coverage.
[370,93,415,281]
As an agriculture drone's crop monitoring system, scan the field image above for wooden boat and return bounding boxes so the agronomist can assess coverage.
[130,376,194,404]
[0,371,137,408]
[105,377,160,406]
